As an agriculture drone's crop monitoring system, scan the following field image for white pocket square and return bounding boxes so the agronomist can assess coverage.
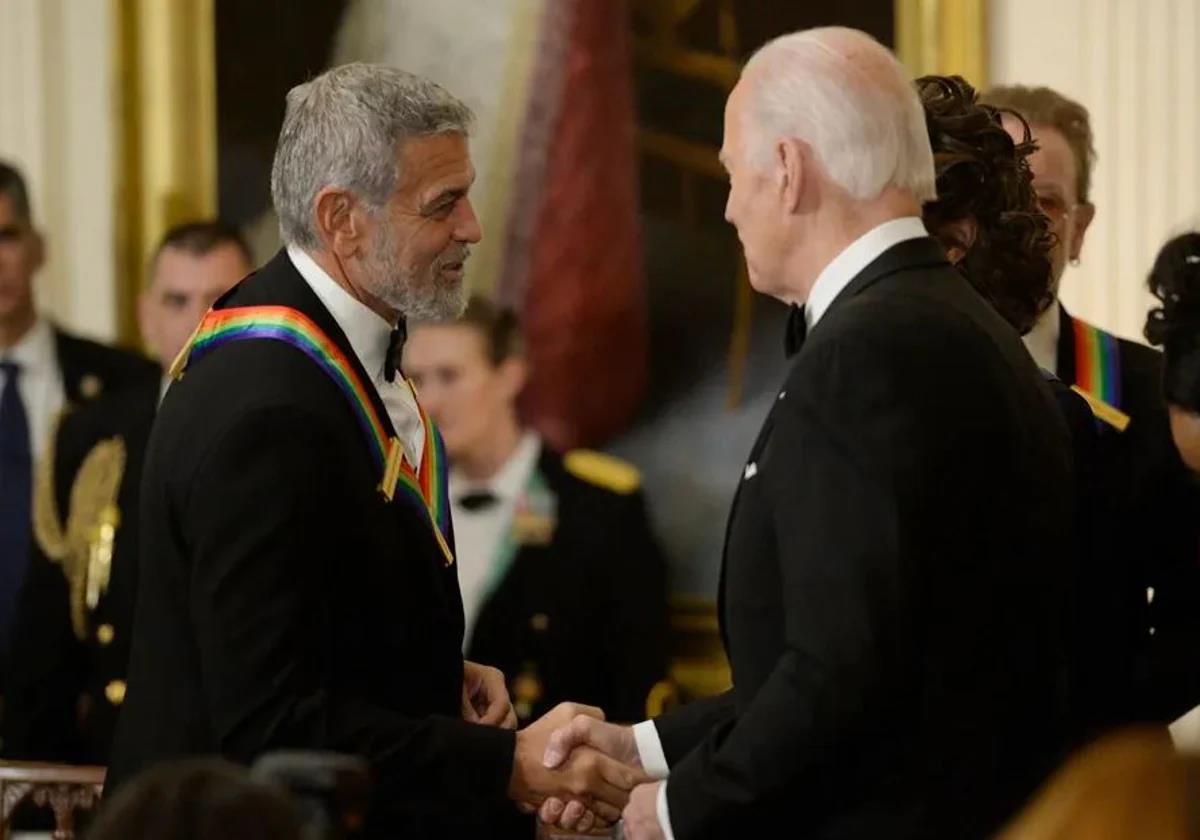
[744,462,758,480]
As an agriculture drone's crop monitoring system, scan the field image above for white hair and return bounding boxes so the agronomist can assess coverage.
[741,27,936,203]
[271,63,474,249]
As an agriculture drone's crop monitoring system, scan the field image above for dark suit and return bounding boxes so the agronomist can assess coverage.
[1055,306,1200,722]
[5,379,157,763]
[466,447,668,724]
[107,251,515,837]
[654,237,1074,839]
[0,328,154,701]
[53,328,158,407]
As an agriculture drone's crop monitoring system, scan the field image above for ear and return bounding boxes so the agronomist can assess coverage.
[777,138,806,212]
[1069,201,1096,261]
[313,186,366,260]
[496,356,527,402]
[941,217,978,264]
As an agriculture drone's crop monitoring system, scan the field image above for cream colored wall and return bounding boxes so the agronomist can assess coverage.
[0,0,117,342]
[991,0,1200,343]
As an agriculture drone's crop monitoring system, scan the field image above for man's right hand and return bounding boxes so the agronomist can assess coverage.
[508,703,647,825]
[538,715,643,830]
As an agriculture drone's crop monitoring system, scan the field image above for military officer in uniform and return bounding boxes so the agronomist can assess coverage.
[3,221,252,763]
[984,86,1200,723]
[0,161,156,702]
[403,297,669,724]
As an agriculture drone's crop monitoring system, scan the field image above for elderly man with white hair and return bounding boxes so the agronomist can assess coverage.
[106,64,645,837]
[541,27,1075,840]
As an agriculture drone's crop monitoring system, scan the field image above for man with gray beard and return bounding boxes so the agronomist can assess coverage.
[107,65,643,838]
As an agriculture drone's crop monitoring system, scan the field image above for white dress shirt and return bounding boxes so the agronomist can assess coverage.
[805,215,929,331]
[287,245,425,470]
[634,215,929,840]
[0,317,66,463]
[450,432,541,642]
[1023,298,1061,374]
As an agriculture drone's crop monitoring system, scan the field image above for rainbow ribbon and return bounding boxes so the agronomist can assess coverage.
[175,305,454,565]
[1071,317,1122,410]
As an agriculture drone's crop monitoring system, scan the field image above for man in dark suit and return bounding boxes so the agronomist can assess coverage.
[403,297,669,725]
[4,221,252,763]
[985,85,1200,723]
[107,65,642,837]
[540,29,1075,840]
[0,161,156,700]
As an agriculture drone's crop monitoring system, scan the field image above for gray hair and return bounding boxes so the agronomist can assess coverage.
[270,63,474,249]
[742,28,936,204]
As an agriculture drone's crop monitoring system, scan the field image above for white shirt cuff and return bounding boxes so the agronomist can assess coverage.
[656,781,676,840]
[632,720,670,779]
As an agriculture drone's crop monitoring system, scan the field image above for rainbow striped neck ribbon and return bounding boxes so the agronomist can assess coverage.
[171,305,454,566]
[1071,317,1122,410]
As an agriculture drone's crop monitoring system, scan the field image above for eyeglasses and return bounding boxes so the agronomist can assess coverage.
[1035,192,1078,222]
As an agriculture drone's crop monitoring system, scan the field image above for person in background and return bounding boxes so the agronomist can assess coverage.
[403,297,669,725]
[0,161,156,697]
[983,85,1198,723]
[1142,232,1200,727]
[88,758,304,840]
[3,221,252,764]
[918,74,1136,741]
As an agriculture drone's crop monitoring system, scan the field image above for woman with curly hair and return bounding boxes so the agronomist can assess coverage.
[917,74,1056,335]
[916,74,1139,743]
[1146,232,1200,473]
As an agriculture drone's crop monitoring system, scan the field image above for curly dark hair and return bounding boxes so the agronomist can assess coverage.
[1145,232,1200,412]
[918,75,1056,335]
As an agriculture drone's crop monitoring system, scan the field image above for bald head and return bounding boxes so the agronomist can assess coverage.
[737,27,935,203]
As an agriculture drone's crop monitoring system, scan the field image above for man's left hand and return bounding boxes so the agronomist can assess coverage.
[462,660,517,729]
[622,781,665,840]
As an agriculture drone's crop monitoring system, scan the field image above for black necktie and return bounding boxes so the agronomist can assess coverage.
[383,318,407,383]
[784,305,808,358]
[0,360,33,654]
[457,490,499,512]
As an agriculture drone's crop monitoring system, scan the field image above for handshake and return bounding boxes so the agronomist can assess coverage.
[463,661,665,836]
[509,702,657,834]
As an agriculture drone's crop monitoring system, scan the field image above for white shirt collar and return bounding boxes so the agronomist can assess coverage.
[1023,298,1061,374]
[452,432,541,502]
[286,244,394,382]
[805,216,929,330]
[2,316,56,372]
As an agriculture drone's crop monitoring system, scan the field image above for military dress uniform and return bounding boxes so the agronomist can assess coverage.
[1051,304,1200,723]
[4,378,158,763]
[459,442,669,724]
[0,323,155,727]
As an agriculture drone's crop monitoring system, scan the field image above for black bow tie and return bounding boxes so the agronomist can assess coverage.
[784,305,808,358]
[383,318,407,383]
[457,490,499,512]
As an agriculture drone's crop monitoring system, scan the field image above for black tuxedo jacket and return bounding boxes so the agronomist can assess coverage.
[466,447,668,723]
[6,380,157,763]
[654,238,1075,839]
[1055,305,1200,722]
[106,251,515,837]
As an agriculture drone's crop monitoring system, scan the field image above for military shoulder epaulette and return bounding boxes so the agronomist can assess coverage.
[564,450,641,494]
[1071,385,1132,432]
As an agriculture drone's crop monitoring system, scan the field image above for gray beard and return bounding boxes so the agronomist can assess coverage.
[362,228,468,322]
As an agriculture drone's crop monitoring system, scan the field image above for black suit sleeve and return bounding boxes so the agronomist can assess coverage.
[183,405,514,814]
[653,690,736,766]
[665,336,910,838]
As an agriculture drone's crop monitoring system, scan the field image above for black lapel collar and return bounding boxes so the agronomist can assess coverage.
[218,249,399,441]
[813,236,949,338]
[53,328,86,403]
[1055,301,1077,386]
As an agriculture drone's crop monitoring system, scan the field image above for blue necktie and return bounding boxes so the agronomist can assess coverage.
[0,359,33,657]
